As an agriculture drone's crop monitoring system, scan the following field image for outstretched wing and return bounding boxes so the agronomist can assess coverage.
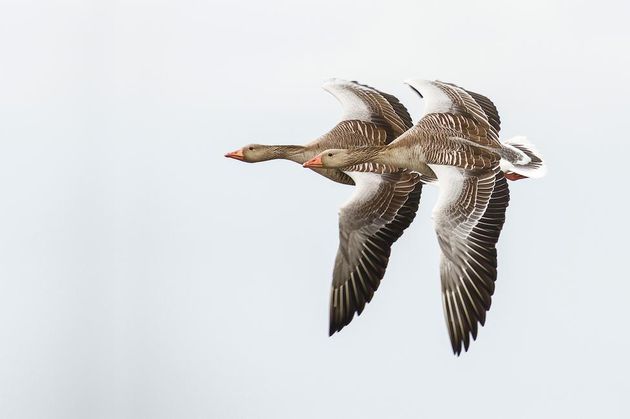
[431,164,510,355]
[329,167,423,335]
[323,79,413,142]
[404,79,502,149]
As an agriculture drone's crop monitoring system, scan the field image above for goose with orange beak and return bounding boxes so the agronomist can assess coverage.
[225,79,432,335]
[303,79,546,355]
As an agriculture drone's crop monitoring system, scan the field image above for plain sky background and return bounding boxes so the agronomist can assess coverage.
[1,0,629,418]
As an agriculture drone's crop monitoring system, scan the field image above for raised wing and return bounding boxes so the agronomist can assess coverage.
[323,79,413,142]
[404,79,502,148]
[329,167,423,335]
[431,164,510,355]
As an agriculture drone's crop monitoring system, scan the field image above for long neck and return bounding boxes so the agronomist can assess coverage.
[372,145,409,166]
[350,146,389,164]
[361,144,435,177]
[268,145,311,163]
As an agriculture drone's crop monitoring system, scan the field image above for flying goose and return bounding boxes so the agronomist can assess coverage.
[304,80,546,354]
[226,79,433,334]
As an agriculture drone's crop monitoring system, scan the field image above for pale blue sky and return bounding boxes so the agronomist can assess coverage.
[0,0,628,418]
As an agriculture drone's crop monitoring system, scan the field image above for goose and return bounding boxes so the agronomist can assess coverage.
[226,79,434,334]
[304,80,546,354]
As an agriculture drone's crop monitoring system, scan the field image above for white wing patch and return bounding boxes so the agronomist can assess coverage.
[341,171,383,210]
[322,79,372,123]
[404,79,454,116]
[429,165,465,220]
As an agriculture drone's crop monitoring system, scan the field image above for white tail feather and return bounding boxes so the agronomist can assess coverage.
[499,136,547,179]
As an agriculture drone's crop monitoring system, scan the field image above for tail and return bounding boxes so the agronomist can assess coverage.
[499,136,547,181]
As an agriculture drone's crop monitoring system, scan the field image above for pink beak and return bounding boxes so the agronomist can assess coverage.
[225,149,244,161]
[303,155,324,168]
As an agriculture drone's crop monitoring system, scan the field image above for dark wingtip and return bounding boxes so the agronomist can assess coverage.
[407,84,424,98]
[329,324,341,337]
[453,344,463,357]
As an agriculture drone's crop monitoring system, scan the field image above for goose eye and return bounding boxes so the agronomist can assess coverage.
[327,153,333,157]
[248,147,254,151]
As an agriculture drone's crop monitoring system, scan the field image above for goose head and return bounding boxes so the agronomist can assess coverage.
[225,144,279,163]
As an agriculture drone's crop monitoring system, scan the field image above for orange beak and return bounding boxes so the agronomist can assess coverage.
[303,155,323,168]
[225,148,244,161]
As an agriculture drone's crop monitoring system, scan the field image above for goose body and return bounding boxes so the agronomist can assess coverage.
[305,80,546,354]
[226,79,429,334]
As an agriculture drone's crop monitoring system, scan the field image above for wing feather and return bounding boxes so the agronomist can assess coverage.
[329,170,424,335]
[323,79,413,142]
[432,164,510,354]
[404,79,502,149]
